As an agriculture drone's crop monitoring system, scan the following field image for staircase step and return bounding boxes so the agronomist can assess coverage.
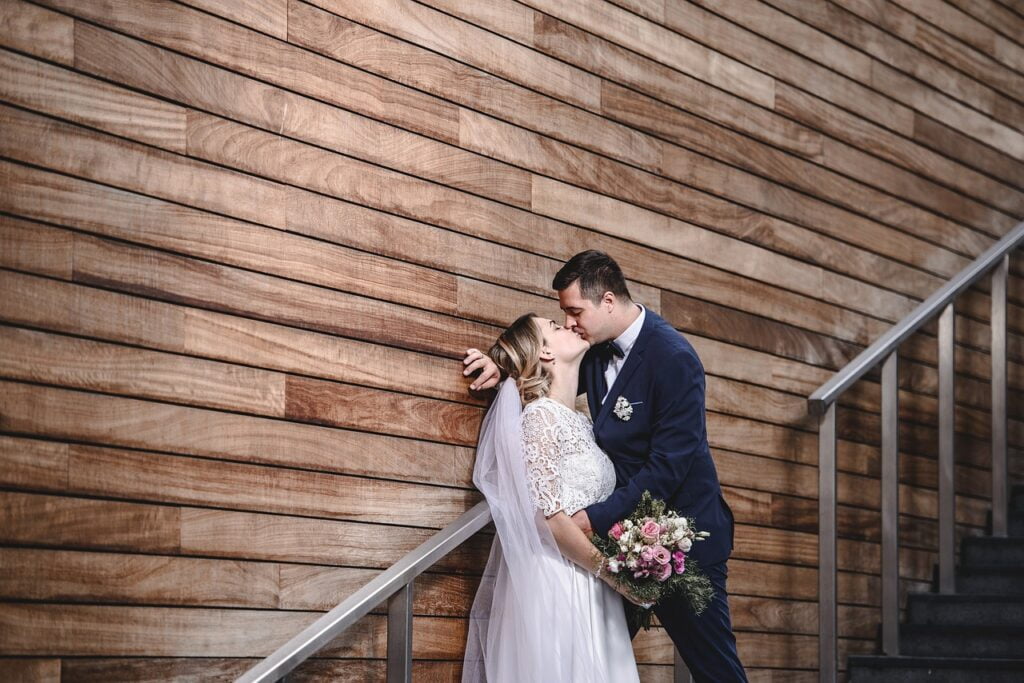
[956,566,1024,595]
[900,625,1024,658]
[848,655,1024,683]
[906,594,1024,627]
[961,537,1024,566]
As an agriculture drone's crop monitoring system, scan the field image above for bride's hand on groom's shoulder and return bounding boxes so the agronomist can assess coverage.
[463,348,501,392]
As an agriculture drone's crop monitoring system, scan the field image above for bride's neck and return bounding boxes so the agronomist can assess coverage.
[546,358,582,410]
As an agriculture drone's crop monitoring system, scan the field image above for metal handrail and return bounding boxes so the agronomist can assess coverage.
[236,498,696,682]
[236,501,492,683]
[809,222,1024,415]
[811,220,1022,683]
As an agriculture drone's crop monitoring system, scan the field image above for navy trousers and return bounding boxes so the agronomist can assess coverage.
[630,560,747,683]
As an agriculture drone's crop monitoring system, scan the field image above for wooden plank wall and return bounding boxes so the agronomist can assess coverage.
[1,0,1022,680]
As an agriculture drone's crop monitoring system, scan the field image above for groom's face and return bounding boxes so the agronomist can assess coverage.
[558,281,611,344]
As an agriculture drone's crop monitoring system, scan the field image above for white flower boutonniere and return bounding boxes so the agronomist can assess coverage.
[613,396,634,421]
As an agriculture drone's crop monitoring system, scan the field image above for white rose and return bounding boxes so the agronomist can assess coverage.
[608,559,622,573]
[623,520,633,530]
[680,538,692,552]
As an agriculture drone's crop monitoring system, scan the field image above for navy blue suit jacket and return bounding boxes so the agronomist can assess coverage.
[582,309,734,568]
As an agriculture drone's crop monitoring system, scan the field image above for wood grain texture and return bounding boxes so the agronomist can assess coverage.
[0,382,473,488]
[762,0,1024,116]
[44,0,462,143]
[696,0,1024,140]
[8,48,1024,360]
[0,0,72,65]
[2,659,60,683]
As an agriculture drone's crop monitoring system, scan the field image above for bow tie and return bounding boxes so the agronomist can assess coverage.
[594,340,625,363]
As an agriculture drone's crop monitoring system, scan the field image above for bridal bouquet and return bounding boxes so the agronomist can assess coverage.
[592,491,714,630]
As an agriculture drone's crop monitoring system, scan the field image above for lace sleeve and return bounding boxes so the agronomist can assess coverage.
[521,402,565,518]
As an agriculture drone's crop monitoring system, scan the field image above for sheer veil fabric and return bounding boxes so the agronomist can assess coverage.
[462,380,611,683]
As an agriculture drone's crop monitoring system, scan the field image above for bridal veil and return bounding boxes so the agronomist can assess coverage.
[462,379,611,683]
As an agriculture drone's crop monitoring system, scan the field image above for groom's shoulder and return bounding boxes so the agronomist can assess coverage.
[646,310,699,359]
[647,313,696,356]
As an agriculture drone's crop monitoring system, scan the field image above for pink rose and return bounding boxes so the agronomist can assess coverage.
[674,555,686,575]
[640,546,655,564]
[654,562,672,582]
[609,522,624,540]
[672,550,685,564]
[652,545,671,565]
[633,569,650,579]
[641,520,661,541]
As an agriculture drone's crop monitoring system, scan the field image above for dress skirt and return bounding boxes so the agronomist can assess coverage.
[481,553,640,683]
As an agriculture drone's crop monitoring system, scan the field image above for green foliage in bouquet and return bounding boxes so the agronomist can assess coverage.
[591,491,716,630]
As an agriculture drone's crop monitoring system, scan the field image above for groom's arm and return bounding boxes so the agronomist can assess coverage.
[582,350,705,538]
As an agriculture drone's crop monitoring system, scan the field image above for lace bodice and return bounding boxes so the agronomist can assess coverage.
[521,398,617,517]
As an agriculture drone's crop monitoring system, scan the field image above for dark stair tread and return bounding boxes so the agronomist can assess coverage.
[899,624,1024,659]
[908,594,1024,604]
[962,537,1024,547]
[849,655,1024,669]
[906,592,1024,624]
[962,537,1024,555]
[902,624,1024,634]
[848,655,1024,680]
[957,564,1024,577]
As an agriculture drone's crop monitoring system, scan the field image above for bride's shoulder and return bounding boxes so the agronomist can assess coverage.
[524,397,589,425]
[523,396,558,416]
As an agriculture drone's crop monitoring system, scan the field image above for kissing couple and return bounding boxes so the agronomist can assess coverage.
[459,251,747,682]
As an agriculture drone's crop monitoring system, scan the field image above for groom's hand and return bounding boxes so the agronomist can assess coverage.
[570,510,593,535]
[463,348,501,392]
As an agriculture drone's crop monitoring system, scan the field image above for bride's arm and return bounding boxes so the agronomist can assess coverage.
[522,403,646,603]
[545,510,604,574]
[545,512,648,604]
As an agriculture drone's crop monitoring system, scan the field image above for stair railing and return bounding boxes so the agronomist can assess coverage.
[236,501,491,683]
[235,499,694,682]
[809,221,1023,682]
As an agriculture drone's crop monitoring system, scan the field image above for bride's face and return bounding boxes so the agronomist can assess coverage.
[533,317,590,363]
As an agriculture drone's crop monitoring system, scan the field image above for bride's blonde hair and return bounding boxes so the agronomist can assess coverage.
[489,313,551,405]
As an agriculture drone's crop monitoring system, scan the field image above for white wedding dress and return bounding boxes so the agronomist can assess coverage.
[464,390,640,682]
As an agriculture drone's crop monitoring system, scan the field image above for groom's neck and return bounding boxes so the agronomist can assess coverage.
[606,302,641,341]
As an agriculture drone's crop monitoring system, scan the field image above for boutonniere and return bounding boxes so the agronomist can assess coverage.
[613,396,641,421]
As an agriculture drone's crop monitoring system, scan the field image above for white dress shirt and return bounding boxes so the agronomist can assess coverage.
[603,304,645,402]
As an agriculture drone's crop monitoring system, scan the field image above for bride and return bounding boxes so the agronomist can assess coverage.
[462,313,642,683]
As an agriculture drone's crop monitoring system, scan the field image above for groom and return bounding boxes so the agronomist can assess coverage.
[465,250,746,682]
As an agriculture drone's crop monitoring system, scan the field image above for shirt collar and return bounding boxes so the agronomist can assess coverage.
[613,304,645,357]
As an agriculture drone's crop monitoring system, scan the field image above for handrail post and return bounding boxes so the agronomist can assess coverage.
[938,303,956,594]
[819,402,837,683]
[881,352,899,654]
[387,582,414,683]
[991,255,1008,537]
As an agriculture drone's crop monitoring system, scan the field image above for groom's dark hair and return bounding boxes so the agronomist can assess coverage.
[552,250,632,305]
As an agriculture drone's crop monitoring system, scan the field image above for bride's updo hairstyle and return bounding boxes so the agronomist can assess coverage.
[489,312,551,405]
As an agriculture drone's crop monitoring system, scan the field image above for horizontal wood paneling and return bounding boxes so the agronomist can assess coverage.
[1,0,1021,679]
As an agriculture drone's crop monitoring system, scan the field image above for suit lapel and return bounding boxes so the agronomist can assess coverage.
[595,310,656,430]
